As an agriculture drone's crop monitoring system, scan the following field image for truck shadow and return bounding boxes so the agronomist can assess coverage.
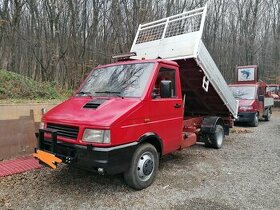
[234,121,265,128]
[47,165,130,192]
[45,146,207,193]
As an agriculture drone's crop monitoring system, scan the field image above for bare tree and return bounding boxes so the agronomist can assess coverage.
[0,0,279,88]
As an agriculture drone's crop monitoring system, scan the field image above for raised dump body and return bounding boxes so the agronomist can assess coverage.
[131,6,238,118]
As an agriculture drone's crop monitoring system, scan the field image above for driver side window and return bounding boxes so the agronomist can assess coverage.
[153,67,176,98]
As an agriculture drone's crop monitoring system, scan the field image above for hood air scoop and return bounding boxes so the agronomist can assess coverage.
[83,99,108,109]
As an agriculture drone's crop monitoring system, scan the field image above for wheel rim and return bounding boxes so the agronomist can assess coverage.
[255,114,258,124]
[137,152,154,182]
[216,127,224,146]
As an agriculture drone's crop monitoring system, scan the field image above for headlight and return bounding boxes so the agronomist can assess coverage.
[82,129,110,143]
[39,122,45,129]
[239,106,253,111]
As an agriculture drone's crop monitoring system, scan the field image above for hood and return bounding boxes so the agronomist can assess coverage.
[238,99,255,107]
[43,97,141,127]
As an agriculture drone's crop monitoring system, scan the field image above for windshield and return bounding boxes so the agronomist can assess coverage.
[267,86,277,93]
[229,86,256,100]
[78,62,154,98]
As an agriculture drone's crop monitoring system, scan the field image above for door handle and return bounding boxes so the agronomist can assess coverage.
[174,103,181,108]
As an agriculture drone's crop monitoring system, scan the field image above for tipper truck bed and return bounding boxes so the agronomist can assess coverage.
[33,6,237,190]
[131,6,237,119]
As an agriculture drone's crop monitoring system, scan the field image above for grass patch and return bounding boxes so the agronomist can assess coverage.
[0,69,71,101]
[230,127,253,134]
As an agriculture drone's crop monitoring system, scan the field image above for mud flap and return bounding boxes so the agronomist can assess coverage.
[201,116,228,135]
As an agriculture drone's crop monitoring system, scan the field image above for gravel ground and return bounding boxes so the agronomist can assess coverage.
[1,109,280,210]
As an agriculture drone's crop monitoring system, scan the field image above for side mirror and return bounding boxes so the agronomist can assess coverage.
[258,95,264,101]
[160,80,172,98]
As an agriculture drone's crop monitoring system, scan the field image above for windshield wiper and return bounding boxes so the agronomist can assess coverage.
[95,91,123,98]
[76,91,93,97]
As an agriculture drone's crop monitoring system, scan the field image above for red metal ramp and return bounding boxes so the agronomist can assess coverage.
[0,155,41,177]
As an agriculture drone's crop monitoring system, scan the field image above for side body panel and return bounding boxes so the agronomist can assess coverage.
[264,98,274,107]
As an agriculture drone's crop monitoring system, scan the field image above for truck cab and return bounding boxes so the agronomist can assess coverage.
[38,59,183,172]
[267,84,280,107]
[267,84,280,99]
[229,82,272,126]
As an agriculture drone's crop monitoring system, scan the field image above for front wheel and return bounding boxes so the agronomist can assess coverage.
[124,143,159,190]
[251,113,259,127]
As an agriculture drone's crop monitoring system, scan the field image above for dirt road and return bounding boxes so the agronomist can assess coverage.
[1,110,280,209]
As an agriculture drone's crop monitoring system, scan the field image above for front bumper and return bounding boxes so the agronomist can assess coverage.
[34,129,138,175]
[235,112,256,123]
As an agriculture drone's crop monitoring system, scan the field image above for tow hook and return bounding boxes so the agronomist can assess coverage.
[98,168,104,175]
[65,156,74,164]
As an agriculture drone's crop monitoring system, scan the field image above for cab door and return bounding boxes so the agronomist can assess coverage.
[257,86,265,115]
[148,65,183,154]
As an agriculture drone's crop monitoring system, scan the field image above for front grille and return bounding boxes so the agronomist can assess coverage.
[46,123,79,140]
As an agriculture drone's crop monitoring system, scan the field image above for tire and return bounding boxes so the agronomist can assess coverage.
[124,143,159,190]
[205,124,224,149]
[264,109,271,121]
[251,113,259,127]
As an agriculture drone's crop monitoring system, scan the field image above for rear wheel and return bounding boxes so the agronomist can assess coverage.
[124,143,159,190]
[205,124,225,149]
[210,124,224,149]
[264,109,271,121]
[251,113,259,127]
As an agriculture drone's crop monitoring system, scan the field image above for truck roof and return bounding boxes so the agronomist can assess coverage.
[95,59,179,69]
[229,84,258,87]
[268,84,280,87]
[229,81,267,87]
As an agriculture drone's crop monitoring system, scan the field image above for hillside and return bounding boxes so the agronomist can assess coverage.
[0,70,70,101]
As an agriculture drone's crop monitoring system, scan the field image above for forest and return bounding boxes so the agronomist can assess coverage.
[0,0,279,89]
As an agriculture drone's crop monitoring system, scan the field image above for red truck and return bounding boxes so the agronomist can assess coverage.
[228,65,274,126]
[267,84,280,107]
[267,84,280,99]
[33,6,237,190]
